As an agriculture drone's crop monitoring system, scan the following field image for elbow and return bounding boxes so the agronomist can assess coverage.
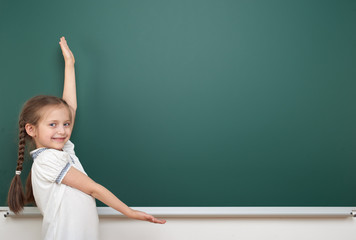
[89,183,103,199]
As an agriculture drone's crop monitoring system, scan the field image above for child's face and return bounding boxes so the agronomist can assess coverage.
[30,105,72,150]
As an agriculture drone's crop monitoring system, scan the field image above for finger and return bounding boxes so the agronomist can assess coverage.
[152,217,166,224]
[61,40,68,48]
[146,215,154,222]
[59,40,71,54]
[59,42,67,52]
[59,37,68,47]
[156,218,167,224]
[59,37,65,44]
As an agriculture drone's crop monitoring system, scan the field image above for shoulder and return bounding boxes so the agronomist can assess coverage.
[31,148,72,183]
[62,140,75,155]
[31,148,70,166]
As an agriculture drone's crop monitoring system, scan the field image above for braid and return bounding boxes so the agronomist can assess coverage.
[17,120,26,171]
[7,119,27,214]
[19,118,36,204]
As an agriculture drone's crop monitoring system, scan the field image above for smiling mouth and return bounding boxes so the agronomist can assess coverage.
[52,137,66,142]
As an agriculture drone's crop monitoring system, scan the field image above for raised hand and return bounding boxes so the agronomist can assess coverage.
[59,36,75,64]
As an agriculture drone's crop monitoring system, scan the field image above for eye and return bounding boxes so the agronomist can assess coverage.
[64,123,71,127]
[49,123,56,127]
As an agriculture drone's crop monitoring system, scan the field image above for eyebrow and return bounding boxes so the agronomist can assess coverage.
[45,119,72,122]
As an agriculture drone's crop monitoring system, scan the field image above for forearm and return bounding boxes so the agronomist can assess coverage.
[91,183,134,217]
[59,37,77,112]
[62,167,166,224]
[62,62,77,111]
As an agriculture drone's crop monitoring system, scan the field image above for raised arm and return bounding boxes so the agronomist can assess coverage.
[59,36,77,127]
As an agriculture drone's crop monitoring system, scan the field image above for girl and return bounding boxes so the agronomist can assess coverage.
[8,37,166,240]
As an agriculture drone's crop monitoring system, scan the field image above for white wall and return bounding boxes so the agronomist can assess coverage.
[1,216,356,240]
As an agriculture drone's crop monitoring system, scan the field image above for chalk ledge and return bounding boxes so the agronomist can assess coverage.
[1,207,356,218]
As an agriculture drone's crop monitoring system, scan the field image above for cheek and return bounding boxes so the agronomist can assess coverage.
[66,128,72,135]
[40,128,55,136]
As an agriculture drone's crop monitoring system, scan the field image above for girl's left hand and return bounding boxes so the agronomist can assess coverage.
[59,36,75,64]
[130,210,167,224]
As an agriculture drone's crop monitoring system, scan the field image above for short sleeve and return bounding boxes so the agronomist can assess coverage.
[33,149,72,184]
[62,140,75,155]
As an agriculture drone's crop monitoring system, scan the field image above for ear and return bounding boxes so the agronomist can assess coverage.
[25,123,37,138]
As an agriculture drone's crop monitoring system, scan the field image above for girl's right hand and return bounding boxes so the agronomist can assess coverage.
[130,210,167,224]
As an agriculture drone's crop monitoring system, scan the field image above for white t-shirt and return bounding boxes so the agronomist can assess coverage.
[31,140,99,240]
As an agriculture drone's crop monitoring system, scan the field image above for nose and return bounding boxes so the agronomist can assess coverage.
[57,126,65,134]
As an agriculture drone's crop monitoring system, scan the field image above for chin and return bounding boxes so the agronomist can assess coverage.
[51,142,66,150]
[52,146,64,150]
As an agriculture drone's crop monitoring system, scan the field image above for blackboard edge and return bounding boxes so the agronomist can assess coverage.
[1,207,355,218]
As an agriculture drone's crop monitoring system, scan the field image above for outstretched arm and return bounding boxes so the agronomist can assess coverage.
[62,167,166,224]
[59,36,77,127]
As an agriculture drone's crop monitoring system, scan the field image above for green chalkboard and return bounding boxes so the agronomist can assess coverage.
[1,0,356,207]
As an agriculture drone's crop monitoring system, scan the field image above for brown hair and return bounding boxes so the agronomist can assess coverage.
[7,95,72,214]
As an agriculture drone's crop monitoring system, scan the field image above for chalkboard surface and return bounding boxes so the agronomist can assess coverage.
[1,0,356,207]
